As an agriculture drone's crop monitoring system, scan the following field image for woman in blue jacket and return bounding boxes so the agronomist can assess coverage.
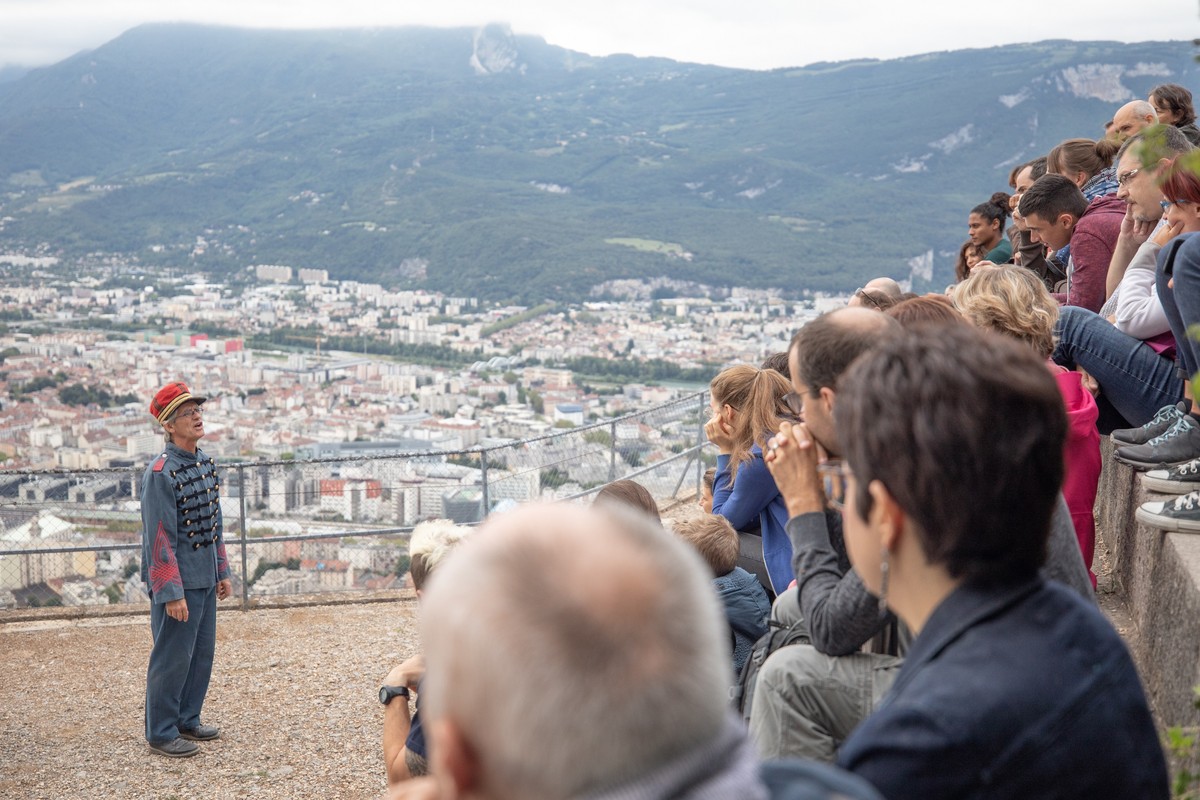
[706,365,799,595]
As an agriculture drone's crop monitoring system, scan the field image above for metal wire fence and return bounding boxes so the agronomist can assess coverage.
[0,391,711,617]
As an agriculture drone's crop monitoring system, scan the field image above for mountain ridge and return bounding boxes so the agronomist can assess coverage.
[0,25,1193,300]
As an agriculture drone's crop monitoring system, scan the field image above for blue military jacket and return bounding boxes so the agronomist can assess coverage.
[139,443,228,603]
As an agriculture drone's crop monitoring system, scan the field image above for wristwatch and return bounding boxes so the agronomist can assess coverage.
[379,685,410,706]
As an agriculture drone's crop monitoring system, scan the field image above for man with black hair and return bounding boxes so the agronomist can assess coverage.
[1020,172,1125,312]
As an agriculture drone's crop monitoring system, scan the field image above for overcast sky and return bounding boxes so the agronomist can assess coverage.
[0,0,1194,70]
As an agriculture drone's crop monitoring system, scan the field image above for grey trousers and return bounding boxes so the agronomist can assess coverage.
[747,587,903,762]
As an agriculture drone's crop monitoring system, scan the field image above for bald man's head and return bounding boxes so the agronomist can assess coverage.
[1113,100,1158,141]
[419,503,729,800]
[863,276,902,298]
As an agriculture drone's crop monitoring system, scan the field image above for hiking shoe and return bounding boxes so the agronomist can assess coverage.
[1114,415,1200,470]
[1136,491,1200,532]
[1111,402,1187,446]
[1142,458,1200,494]
[149,737,200,758]
[178,723,220,741]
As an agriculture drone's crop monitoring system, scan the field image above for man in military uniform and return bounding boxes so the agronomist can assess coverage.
[141,381,232,758]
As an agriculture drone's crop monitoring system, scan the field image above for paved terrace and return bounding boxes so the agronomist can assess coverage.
[1,542,1146,799]
[2,593,418,799]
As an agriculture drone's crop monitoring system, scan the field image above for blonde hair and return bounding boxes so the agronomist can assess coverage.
[709,365,792,486]
[409,519,470,591]
[673,514,739,576]
[953,265,1058,358]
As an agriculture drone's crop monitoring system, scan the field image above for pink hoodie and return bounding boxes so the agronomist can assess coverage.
[1051,363,1101,588]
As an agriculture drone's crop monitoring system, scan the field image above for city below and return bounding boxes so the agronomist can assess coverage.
[0,256,846,609]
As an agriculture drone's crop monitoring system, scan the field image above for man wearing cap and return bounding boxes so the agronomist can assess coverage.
[141,381,232,758]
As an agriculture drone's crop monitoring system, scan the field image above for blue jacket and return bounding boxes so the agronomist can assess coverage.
[140,443,228,603]
[715,566,771,674]
[837,578,1168,799]
[712,447,793,593]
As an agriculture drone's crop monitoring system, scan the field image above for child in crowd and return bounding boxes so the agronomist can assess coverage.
[698,467,716,513]
[674,513,770,675]
[593,478,662,525]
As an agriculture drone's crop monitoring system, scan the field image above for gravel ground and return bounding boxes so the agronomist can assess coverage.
[1,597,419,799]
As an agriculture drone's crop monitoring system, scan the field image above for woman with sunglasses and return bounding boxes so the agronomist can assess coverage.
[705,364,799,595]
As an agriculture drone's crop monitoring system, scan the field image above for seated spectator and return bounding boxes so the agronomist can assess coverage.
[747,309,1091,762]
[1112,99,1159,141]
[847,287,899,311]
[862,276,902,298]
[885,294,961,327]
[831,324,1167,799]
[1009,157,1066,290]
[953,240,984,282]
[381,519,471,787]
[698,466,716,513]
[1150,83,1200,146]
[761,351,792,379]
[594,478,662,525]
[674,513,771,675]
[1051,126,1194,434]
[400,502,883,800]
[954,265,1102,584]
[967,192,1013,264]
[1019,172,1125,312]
[706,365,799,594]
[1047,138,1120,201]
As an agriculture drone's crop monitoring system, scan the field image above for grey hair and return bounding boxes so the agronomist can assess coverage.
[1116,124,1195,163]
[419,503,729,800]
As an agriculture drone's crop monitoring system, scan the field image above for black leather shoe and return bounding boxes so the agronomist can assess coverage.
[150,737,200,758]
[178,723,220,741]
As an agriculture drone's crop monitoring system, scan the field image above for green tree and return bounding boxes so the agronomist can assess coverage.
[394,554,412,578]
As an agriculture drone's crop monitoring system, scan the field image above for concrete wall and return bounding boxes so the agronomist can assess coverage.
[1097,437,1200,731]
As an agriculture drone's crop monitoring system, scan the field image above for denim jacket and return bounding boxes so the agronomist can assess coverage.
[837,578,1167,799]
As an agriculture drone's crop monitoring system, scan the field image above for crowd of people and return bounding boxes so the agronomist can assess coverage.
[140,85,1200,799]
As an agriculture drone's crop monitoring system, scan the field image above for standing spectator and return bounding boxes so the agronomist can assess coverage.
[594,478,662,525]
[1019,173,1126,312]
[831,325,1167,799]
[706,365,798,594]
[967,192,1013,264]
[141,381,232,758]
[1150,83,1200,146]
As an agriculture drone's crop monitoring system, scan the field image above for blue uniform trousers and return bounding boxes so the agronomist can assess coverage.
[145,585,217,744]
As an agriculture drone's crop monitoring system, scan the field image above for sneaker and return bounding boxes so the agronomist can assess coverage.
[178,723,220,741]
[149,737,200,758]
[1142,458,1200,494]
[1136,490,1200,532]
[1111,402,1187,446]
[1114,415,1200,470]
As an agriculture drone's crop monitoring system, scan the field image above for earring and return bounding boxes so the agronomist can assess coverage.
[878,549,890,616]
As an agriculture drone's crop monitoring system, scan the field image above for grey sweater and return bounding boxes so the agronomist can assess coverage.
[790,494,1094,657]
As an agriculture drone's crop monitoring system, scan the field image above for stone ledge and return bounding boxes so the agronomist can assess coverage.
[1097,436,1200,729]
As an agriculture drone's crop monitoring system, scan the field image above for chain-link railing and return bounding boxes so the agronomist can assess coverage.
[0,391,710,617]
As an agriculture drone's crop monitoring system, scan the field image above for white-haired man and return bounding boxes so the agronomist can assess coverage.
[1112,99,1158,141]
[388,503,882,800]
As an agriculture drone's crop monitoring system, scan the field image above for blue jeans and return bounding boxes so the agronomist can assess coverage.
[1158,233,1200,383]
[1052,305,1182,433]
[145,585,217,743]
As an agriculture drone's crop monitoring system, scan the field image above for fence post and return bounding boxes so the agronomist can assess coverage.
[238,463,249,611]
[479,449,490,521]
[696,393,706,498]
[608,420,619,482]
